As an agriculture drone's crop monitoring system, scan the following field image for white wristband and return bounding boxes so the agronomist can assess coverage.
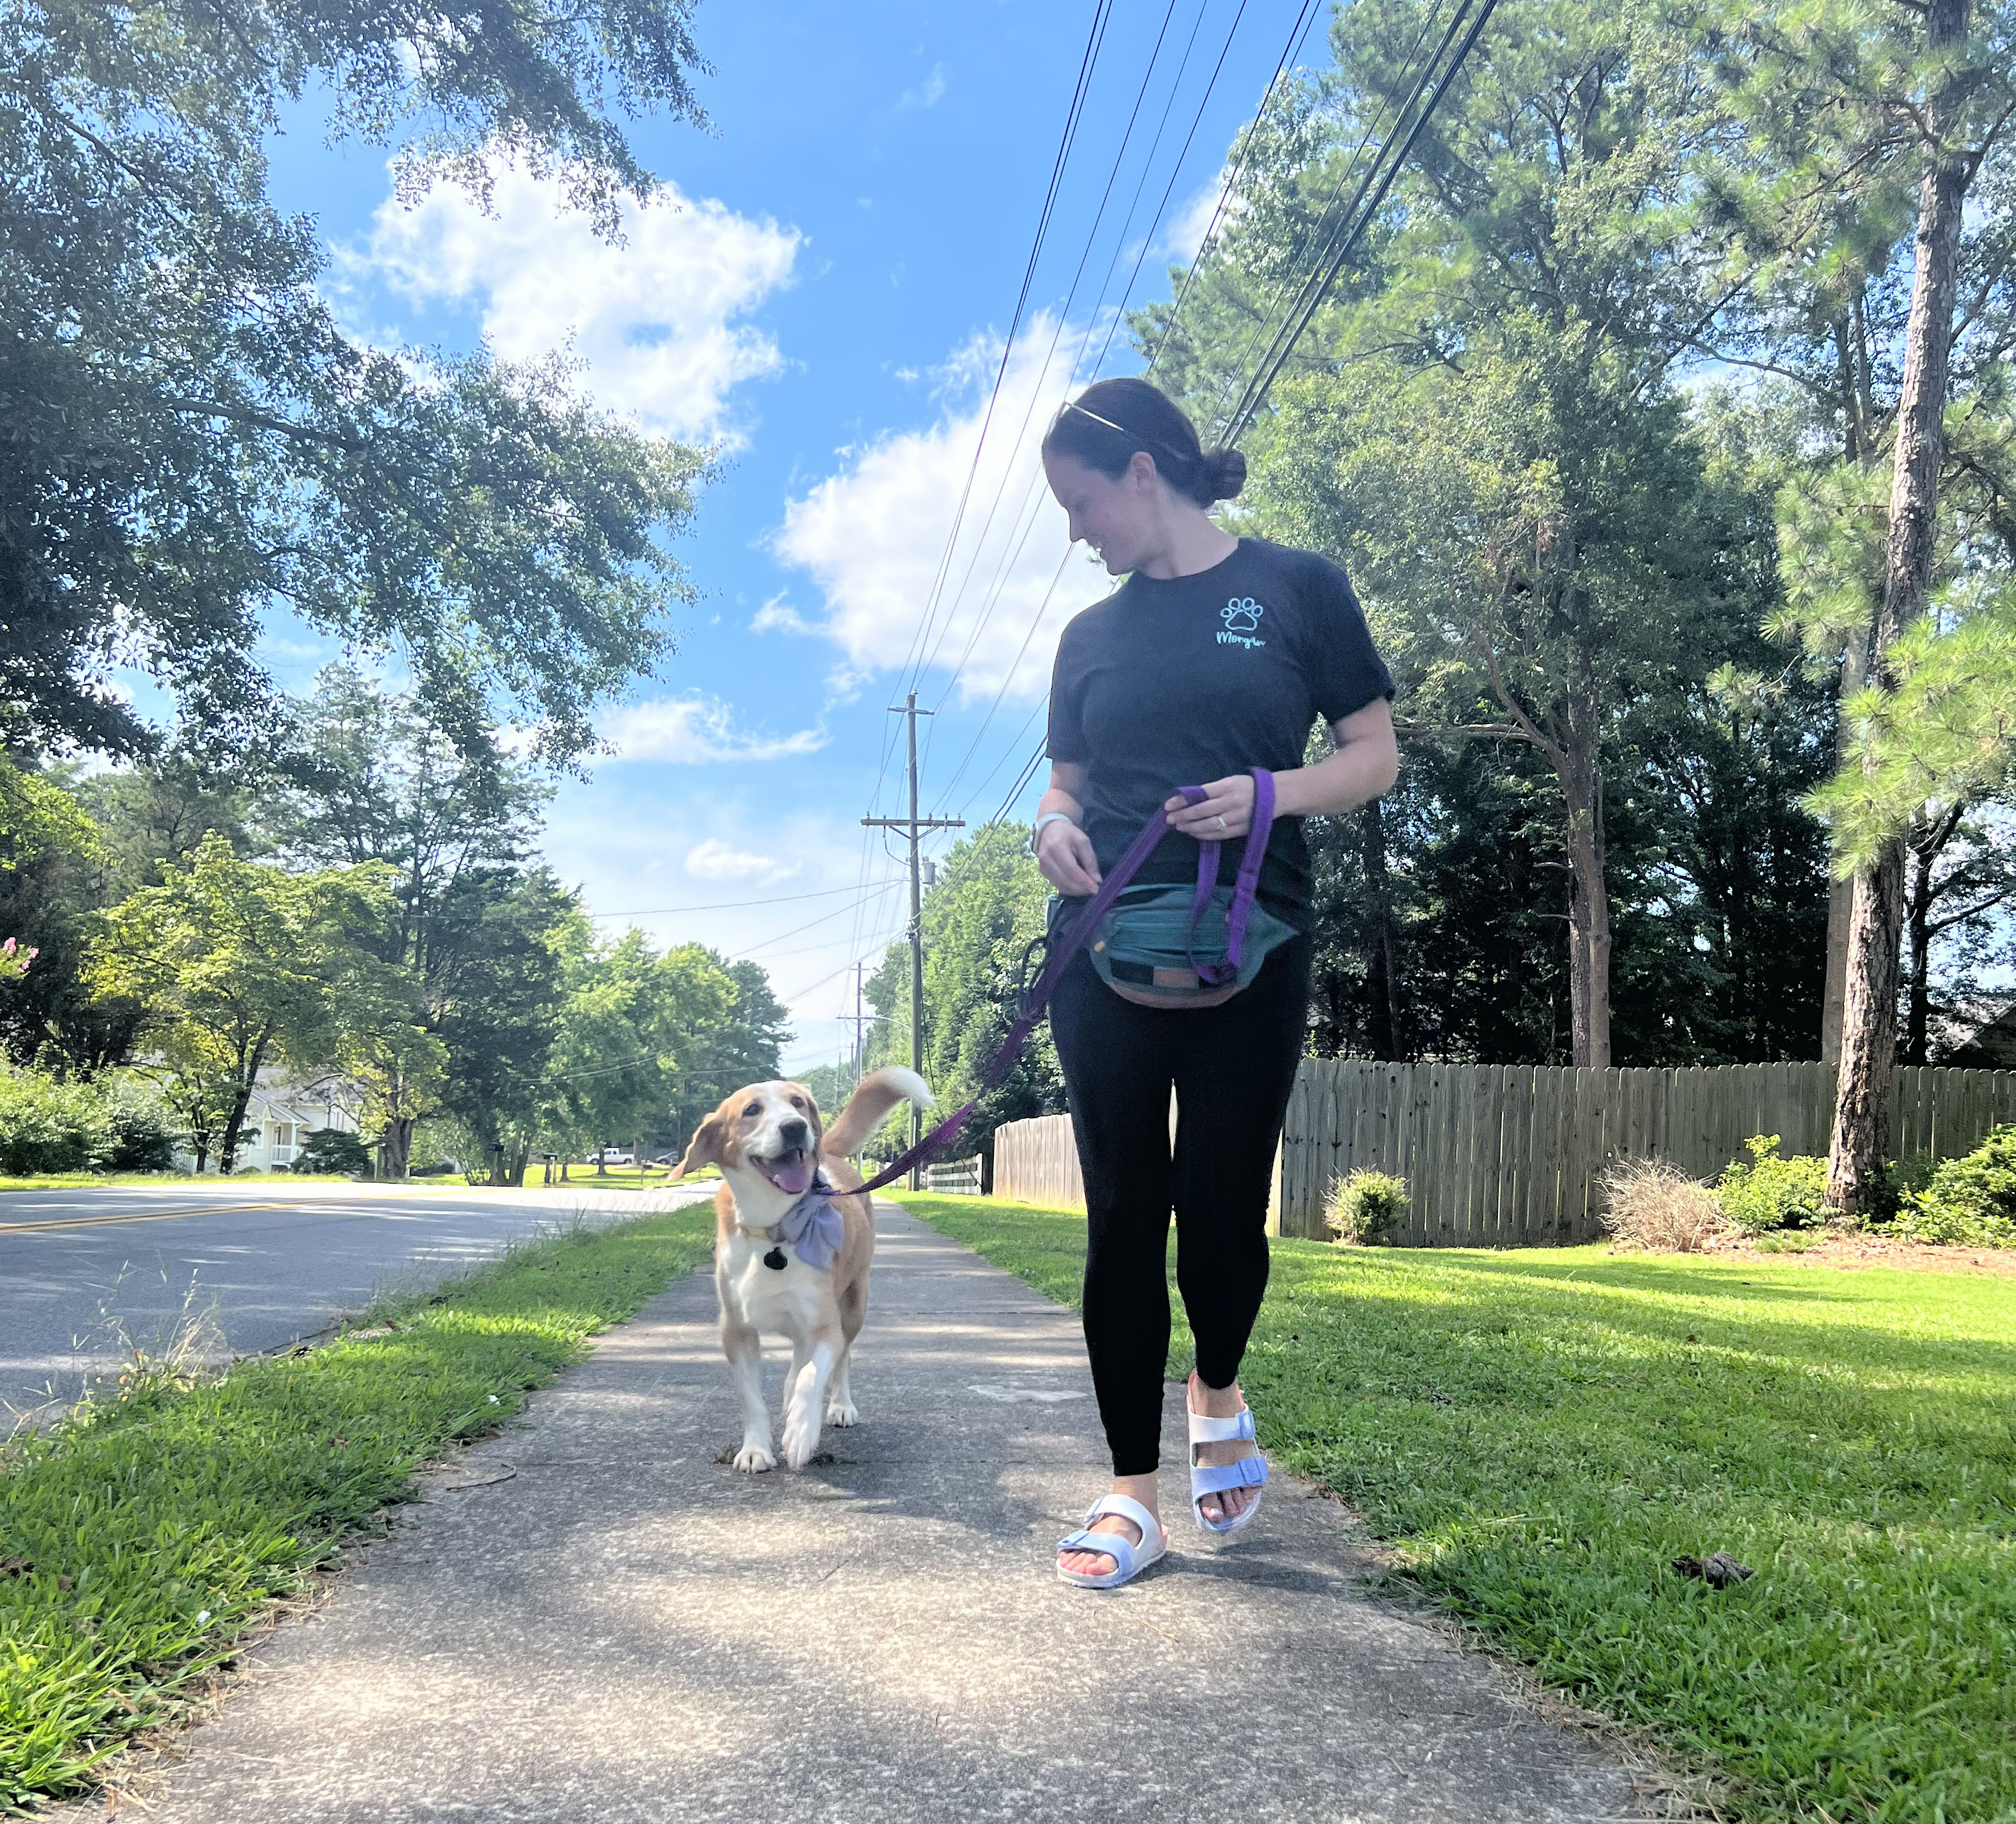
[1031,811,1077,851]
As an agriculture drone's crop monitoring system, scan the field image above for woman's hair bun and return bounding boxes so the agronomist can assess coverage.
[1199,447,1247,503]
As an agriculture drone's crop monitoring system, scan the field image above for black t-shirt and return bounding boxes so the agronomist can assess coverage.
[1045,537,1393,922]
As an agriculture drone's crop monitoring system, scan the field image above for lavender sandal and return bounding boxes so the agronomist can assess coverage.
[1055,1493,1169,1589]
[1189,1403,1268,1535]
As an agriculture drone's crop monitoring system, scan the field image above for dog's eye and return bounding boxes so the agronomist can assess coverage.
[742,1101,761,1117]
[790,1097,806,1111]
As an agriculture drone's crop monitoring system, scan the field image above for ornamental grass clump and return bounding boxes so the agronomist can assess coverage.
[1892,1124,2016,1247]
[1326,1170,1407,1245]
[1600,1157,1727,1253]
[1714,1134,1829,1236]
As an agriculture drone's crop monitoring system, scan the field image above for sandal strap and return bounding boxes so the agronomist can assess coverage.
[1083,1492,1161,1541]
[1055,1527,1135,1569]
[1188,1407,1256,1448]
[1190,1455,1269,1498]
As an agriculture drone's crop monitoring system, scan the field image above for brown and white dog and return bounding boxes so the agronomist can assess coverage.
[676,1065,932,1472]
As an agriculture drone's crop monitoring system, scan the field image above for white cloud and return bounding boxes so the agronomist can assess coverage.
[902,62,948,107]
[683,839,798,884]
[359,165,800,441]
[775,313,1111,706]
[751,593,817,636]
[1161,173,1233,263]
[599,694,826,765]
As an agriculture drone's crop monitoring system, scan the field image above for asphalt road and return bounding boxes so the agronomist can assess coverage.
[0,1180,716,1424]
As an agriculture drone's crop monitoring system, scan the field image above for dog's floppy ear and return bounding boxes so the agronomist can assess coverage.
[676,1112,727,1179]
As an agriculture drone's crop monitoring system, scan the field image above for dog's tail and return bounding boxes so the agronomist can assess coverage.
[823,1065,934,1159]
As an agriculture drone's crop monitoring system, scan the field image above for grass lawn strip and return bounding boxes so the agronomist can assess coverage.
[0,1203,716,1809]
[893,1193,2016,1824]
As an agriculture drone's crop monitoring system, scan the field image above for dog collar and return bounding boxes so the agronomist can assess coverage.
[740,1176,844,1272]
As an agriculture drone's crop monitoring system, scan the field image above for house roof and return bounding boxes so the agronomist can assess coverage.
[1943,1000,2016,1069]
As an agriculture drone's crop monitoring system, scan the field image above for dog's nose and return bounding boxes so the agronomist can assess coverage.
[779,1117,811,1150]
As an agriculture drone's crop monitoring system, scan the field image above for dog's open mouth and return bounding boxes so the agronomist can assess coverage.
[752,1147,814,1197]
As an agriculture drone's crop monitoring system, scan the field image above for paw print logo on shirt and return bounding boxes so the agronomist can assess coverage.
[1221,598,1264,633]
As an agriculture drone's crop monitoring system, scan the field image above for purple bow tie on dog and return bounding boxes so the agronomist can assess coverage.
[769,1177,845,1271]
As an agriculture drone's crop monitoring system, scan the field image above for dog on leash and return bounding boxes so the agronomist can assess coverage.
[677,1065,932,1472]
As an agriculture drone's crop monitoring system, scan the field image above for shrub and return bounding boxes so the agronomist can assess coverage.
[96,1083,177,1171]
[1715,1134,1829,1235]
[292,1127,375,1177]
[1865,1150,1936,1223]
[0,1067,106,1173]
[1601,1157,1727,1253]
[1892,1125,2016,1247]
[1326,1170,1407,1245]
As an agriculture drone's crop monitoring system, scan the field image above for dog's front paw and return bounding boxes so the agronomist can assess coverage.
[825,1397,859,1427]
[734,1438,777,1473]
[781,1412,821,1469]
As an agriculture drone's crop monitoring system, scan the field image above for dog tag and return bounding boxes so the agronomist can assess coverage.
[763,1246,788,1271]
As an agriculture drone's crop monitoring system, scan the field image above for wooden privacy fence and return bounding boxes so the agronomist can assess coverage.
[1277,1061,2016,1245]
[992,1113,1083,1210]
[989,1061,2016,1246]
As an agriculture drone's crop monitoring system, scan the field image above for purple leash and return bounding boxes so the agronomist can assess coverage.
[849,769,1275,1195]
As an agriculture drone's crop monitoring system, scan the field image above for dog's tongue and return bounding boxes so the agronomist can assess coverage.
[765,1153,814,1197]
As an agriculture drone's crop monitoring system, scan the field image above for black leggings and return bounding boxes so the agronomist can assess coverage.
[1049,936,1311,1476]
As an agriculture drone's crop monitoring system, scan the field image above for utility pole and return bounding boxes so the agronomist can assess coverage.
[862,691,963,1187]
[841,962,868,1091]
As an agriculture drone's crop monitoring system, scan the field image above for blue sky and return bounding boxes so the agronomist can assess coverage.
[242,0,1331,1073]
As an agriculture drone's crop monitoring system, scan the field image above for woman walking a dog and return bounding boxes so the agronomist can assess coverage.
[1035,377,1397,1587]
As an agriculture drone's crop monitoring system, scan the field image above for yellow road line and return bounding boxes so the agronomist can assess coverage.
[0,1201,297,1237]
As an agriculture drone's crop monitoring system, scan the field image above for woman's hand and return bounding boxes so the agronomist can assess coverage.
[1165,772,1257,841]
[1035,817,1103,895]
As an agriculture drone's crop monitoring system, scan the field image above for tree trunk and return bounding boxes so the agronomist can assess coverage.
[1820,627,1873,1065]
[1905,832,1936,1067]
[216,1029,273,1175]
[1561,736,1612,1069]
[1829,0,1969,1212]
[595,1140,608,1177]
[1359,799,1405,1060]
[1829,843,1906,1206]
[380,1115,416,1180]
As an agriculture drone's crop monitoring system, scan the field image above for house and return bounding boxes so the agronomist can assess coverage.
[169,1070,366,1173]
[1943,1001,2016,1069]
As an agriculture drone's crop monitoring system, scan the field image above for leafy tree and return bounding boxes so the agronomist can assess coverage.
[0,759,129,1068]
[269,667,559,1173]
[543,928,784,1181]
[2,0,713,761]
[865,825,1063,1165]
[1707,0,2016,1206]
[1146,0,1786,1067]
[71,749,263,897]
[436,871,574,1182]
[85,832,400,1171]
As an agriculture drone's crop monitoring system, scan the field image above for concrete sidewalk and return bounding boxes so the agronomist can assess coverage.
[117,1205,1645,1823]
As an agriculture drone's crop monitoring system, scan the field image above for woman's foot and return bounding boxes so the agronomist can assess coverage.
[1189,1372,1259,1527]
[1057,1472,1160,1579]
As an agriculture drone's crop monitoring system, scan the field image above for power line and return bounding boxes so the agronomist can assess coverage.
[1218,0,1502,445]
[1191,0,1451,437]
[1145,0,1327,376]
[879,0,1119,758]
[921,0,1261,740]
[727,876,908,961]
[585,880,903,919]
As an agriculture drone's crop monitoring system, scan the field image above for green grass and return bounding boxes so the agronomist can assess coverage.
[0,1204,715,1809]
[891,1193,2016,1824]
